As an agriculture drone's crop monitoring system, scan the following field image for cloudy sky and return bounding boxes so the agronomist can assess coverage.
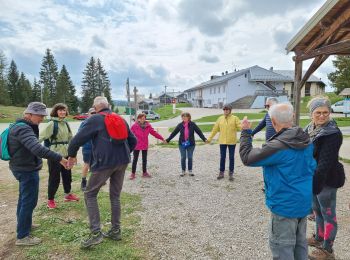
[0,0,333,99]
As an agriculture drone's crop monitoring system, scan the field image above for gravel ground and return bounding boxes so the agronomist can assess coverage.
[123,144,350,260]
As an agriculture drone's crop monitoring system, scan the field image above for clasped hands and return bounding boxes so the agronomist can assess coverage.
[59,157,77,170]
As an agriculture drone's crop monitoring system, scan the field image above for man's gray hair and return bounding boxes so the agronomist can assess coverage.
[268,103,294,124]
[266,97,279,105]
[93,96,109,107]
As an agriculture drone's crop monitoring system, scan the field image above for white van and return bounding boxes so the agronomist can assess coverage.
[331,101,344,113]
[141,110,160,120]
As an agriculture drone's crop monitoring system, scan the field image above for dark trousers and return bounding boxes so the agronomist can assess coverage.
[219,144,236,172]
[47,158,72,200]
[12,170,39,239]
[132,150,148,173]
[179,145,195,171]
[85,164,127,232]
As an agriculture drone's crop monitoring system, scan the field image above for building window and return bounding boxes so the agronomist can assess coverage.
[305,83,311,96]
[218,86,220,93]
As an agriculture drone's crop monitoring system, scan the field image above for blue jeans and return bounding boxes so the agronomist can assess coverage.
[179,145,195,171]
[219,144,236,172]
[12,171,39,239]
[269,213,308,260]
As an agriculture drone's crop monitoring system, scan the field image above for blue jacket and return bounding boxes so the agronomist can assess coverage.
[68,109,137,172]
[240,127,316,218]
[78,120,92,153]
[251,112,276,140]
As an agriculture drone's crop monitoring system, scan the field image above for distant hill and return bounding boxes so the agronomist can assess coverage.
[113,100,128,106]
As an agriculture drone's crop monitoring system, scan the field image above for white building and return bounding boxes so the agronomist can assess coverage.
[184,65,325,109]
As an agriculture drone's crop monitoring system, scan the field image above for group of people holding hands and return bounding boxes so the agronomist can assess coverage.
[6,94,346,259]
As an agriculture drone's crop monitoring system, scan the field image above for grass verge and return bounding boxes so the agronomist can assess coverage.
[153,105,182,122]
[19,190,143,259]
[339,157,350,164]
[169,122,260,133]
[193,112,265,123]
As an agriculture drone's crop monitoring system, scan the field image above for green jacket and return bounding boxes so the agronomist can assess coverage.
[39,117,73,157]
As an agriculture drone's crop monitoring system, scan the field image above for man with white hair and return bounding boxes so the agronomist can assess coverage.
[239,103,316,260]
[252,97,278,140]
[68,96,137,248]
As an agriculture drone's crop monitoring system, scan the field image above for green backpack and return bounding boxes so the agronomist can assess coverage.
[0,122,27,161]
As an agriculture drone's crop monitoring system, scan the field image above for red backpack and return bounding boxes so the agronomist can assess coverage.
[99,112,128,142]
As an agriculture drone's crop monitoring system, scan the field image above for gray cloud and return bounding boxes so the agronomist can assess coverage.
[91,35,106,48]
[199,54,219,63]
[186,38,196,52]
[178,0,234,37]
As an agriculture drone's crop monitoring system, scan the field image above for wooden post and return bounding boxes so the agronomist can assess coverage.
[293,60,303,125]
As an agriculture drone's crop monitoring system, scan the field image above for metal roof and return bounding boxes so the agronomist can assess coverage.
[249,66,291,82]
[273,70,324,83]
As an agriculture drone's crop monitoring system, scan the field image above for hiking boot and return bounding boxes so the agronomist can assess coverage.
[47,199,57,209]
[103,228,121,241]
[81,179,87,191]
[308,248,335,260]
[142,172,152,178]
[217,172,224,180]
[307,235,323,248]
[81,231,103,248]
[64,193,80,202]
[15,235,42,246]
[180,171,185,177]
[129,173,136,180]
[189,171,194,176]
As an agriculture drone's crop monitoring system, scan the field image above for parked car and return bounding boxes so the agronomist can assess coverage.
[331,101,344,113]
[73,113,89,120]
[141,110,160,120]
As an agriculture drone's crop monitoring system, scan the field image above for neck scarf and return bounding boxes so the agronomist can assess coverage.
[183,121,189,141]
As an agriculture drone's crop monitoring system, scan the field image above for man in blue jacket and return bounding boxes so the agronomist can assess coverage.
[68,96,137,248]
[239,103,316,260]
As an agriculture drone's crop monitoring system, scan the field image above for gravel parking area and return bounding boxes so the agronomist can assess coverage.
[123,144,350,260]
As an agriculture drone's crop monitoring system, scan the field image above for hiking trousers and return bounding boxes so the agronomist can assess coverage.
[85,164,127,232]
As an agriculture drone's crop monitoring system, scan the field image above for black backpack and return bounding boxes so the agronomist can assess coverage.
[44,120,72,147]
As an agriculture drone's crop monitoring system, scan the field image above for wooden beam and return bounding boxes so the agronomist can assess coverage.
[294,40,350,61]
[293,60,303,125]
[299,55,329,89]
[304,7,350,53]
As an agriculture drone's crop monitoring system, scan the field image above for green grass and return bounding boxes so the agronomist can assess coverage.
[0,105,26,122]
[169,122,260,133]
[20,190,143,259]
[339,157,350,164]
[193,113,265,123]
[174,103,192,108]
[153,105,182,121]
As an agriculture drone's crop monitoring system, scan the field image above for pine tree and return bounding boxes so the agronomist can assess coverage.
[56,65,79,113]
[7,60,20,105]
[0,51,10,105]
[39,49,59,106]
[17,72,32,106]
[81,57,98,112]
[96,58,113,108]
[32,78,41,102]
[328,55,350,94]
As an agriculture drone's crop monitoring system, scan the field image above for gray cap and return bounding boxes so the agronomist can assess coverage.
[24,102,48,116]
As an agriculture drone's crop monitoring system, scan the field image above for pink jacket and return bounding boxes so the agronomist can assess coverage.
[131,122,164,150]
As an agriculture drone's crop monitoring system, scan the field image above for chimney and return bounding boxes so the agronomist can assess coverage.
[225,71,228,75]
[210,75,214,80]
[222,72,224,76]
[270,67,273,71]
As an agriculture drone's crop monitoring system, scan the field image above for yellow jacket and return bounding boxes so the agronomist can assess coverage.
[208,114,241,144]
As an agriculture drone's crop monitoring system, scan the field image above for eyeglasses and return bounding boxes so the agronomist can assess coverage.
[313,111,330,117]
[223,108,230,111]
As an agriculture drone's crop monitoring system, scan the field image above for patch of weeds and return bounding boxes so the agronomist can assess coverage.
[339,157,350,164]
[21,191,143,260]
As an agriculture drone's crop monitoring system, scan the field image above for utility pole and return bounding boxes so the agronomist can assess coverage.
[126,78,131,124]
[164,85,167,106]
[133,86,138,119]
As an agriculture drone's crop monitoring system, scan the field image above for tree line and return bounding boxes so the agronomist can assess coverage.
[0,49,113,114]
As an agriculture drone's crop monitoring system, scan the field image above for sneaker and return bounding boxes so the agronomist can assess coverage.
[180,171,185,177]
[308,248,335,260]
[129,173,136,180]
[81,231,103,249]
[142,172,152,178]
[64,193,80,202]
[47,199,57,209]
[307,235,323,249]
[81,179,87,191]
[189,171,194,176]
[217,172,224,180]
[15,235,42,246]
[103,228,121,241]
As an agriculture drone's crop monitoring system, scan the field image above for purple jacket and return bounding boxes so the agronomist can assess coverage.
[131,121,164,150]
